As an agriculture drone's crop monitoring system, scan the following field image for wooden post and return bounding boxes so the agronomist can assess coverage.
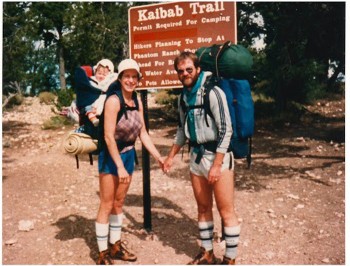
[140,90,152,231]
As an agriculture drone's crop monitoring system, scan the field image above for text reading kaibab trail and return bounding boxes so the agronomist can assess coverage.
[137,2,225,22]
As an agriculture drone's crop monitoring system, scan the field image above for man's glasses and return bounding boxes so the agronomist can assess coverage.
[177,67,194,75]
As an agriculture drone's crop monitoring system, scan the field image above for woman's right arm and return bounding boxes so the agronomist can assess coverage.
[104,95,129,180]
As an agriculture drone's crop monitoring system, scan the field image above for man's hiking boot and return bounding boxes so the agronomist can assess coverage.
[221,256,236,265]
[187,247,219,265]
[96,249,113,265]
[110,240,137,262]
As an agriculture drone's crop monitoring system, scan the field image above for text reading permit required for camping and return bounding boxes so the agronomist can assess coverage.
[129,1,237,90]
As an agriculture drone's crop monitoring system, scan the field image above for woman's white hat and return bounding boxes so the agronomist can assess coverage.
[117,59,142,79]
[94,59,114,73]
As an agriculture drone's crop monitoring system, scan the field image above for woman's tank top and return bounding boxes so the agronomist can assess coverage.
[115,106,142,153]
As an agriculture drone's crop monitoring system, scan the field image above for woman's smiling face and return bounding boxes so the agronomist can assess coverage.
[120,69,139,91]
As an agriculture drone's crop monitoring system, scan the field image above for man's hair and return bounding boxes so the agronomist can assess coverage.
[174,51,200,72]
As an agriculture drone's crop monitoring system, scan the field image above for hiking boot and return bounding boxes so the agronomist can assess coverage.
[187,247,219,265]
[96,249,113,265]
[110,240,137,262]
[221,256,236,265]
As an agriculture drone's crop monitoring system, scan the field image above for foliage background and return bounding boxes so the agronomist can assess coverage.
[3,2,345,111]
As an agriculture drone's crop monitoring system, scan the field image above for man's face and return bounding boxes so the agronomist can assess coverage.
[176,58,200,89]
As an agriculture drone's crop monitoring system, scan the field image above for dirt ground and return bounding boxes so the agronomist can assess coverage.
[2,94,345,265]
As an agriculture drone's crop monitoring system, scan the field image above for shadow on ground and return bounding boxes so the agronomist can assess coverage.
[52,193,198,262]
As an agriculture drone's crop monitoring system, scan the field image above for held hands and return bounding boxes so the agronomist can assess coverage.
[157,156,165,170]
[162,157,173,174]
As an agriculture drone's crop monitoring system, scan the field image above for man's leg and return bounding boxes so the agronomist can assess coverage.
[188,173,218,265]
[214,169,241,264]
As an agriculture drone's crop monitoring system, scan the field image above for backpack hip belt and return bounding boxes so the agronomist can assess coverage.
[189,140,217,164]
[116,140,136,152]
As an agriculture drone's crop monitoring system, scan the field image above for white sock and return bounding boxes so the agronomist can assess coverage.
[224,225,241,259]
[199,221,214,251]
[96,222,109,252]
[109,213,123,244]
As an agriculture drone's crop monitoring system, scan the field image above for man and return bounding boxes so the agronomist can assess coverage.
[163,51,241,265]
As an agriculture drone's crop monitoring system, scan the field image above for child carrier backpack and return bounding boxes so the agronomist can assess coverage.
[70,66,139,168]
[181,41,254,168]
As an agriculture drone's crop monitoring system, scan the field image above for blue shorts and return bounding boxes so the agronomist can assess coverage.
[98,148,136,176]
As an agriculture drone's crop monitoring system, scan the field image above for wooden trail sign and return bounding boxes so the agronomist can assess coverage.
[129,1,237,90]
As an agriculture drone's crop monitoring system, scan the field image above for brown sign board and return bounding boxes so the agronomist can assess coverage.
[128,1,237,90]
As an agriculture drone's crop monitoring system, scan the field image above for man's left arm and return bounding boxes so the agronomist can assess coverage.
[207,88,233,184]
[208,87,233,153]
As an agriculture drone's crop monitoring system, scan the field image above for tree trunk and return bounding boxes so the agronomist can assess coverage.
[58,44,66,90]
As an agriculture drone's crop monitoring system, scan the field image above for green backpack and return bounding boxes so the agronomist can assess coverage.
[196,41,253,79]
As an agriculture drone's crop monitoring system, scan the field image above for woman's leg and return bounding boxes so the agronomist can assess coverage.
[97,173,117,223]
[109,175,137,262]
[109,175,132,244]
[96,173,117,264]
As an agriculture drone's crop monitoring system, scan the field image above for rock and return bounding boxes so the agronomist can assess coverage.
[322,258,330,263]
[157,213,166,219]
[68,216,77,222]
[286,194,299,200]
[329,178,341,184]
[269,213,277,218]
[5,237,18,245]
[295,204,305,209]
[153,201,164,208]
[264,251,275,259]
[18,220,34,231]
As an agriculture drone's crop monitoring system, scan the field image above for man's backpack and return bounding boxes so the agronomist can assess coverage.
[180,76,254,168]
[196,41,253,80]
[183,41,254,168]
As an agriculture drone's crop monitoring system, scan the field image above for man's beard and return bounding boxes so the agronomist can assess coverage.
[182,75,198,88]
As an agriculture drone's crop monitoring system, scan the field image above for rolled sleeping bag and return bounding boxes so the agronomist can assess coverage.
[63,132,98,155]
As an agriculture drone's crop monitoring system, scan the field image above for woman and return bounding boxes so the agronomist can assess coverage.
[95,58,164,264]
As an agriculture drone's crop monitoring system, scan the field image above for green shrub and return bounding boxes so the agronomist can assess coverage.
[5,94,25,108]
[154,90,179,109]
[42,115,74,130]
[2,94,24,109]
[56,88,75,110]
[39,91,56,105]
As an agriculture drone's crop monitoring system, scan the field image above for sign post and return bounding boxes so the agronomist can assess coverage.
[128,1,237,230]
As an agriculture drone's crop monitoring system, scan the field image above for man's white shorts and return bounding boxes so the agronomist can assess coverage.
[189,148,234,178]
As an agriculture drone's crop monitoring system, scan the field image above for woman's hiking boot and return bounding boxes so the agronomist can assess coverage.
[187,247,219,265]
[110,240,137,262]
[221,256,236,265]
[96,249,113,265]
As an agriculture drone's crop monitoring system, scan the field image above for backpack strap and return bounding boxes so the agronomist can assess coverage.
[202,75,219,126]
[179,75,218,128]
[179,90,205,127]
[211,41,231,77]
[114,89,139,122]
